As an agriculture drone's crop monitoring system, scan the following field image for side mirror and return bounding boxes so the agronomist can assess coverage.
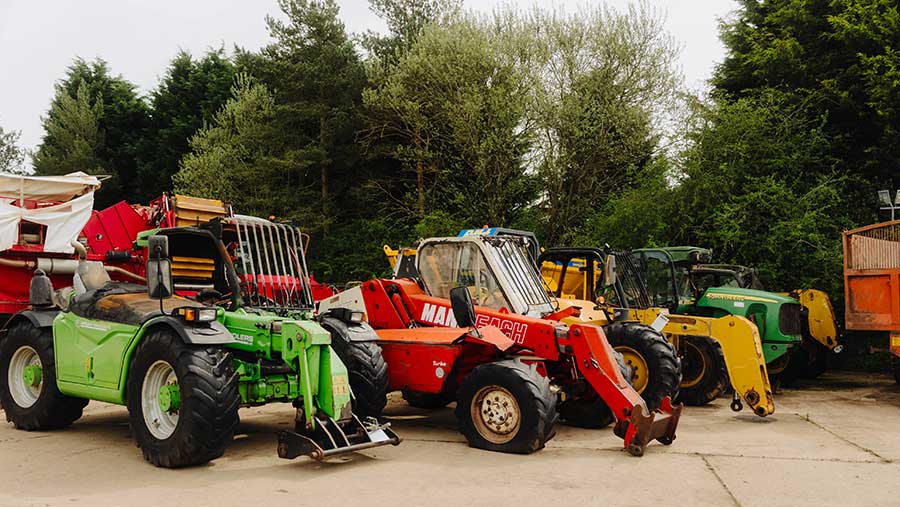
[147,235,173,299]
[604,254,617,287]
[450,286,477,329]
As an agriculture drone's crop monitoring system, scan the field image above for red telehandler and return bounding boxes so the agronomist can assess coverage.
[319,234,681,456]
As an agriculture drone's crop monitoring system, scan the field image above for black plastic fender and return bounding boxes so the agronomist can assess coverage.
[3,309,60,332]
[139,316,236,345]
[318,314,379,342]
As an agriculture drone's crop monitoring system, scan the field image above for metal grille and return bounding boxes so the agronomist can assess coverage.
[231,216,313,311]
[488,237,552,308]
[779,303,802,336]
[612,250,653,309]
[847,222,900,269]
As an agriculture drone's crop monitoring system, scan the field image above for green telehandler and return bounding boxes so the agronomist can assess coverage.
[0,217,399,468]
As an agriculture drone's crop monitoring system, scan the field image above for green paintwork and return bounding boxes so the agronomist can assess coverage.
[636,246,803,365]
[51,296,347,432]
[684,286,801,364]
[158,383,180,412]
[23,364,42,387]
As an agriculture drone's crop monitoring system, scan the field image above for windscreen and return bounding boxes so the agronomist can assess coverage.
[418,241,512,309]
[484,237,553,315]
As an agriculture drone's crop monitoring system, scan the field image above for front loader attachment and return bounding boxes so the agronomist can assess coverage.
[707,315,774,416]
[563,323,682,456]
[278,414,401,461]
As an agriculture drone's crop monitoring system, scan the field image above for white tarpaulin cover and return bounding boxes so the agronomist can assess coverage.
[0,172,101,254]
[0,172,101,202]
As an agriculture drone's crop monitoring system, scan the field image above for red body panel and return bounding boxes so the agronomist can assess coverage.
[358,276,681,454]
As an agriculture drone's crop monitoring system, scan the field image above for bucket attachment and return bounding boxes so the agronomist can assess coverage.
[277,414,401,461]
[614,396,682,457]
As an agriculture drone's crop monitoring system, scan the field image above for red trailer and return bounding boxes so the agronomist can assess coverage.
[842,220,900,382]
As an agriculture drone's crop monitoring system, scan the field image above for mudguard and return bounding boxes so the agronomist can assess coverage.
[3,309,59,331]
[319,313,380,342]
[139,316,236,345]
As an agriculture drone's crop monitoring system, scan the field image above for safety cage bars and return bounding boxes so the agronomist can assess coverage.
[231,216,314,312]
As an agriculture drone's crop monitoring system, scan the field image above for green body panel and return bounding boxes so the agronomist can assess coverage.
[679,286,801,363]
[53,311,141,404]
[51,302,349,430]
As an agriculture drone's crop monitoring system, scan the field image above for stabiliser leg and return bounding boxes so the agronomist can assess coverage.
[563,323,683,456]
[277,414,401,461]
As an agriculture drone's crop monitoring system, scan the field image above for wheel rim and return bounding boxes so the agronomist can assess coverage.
[141,360,179,440]
[8,346,42,408]
[470,385,521,444]
[680,340,707,389]
[617,346,649,393]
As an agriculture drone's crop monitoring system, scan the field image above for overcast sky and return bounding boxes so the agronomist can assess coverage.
[0,0,737,163]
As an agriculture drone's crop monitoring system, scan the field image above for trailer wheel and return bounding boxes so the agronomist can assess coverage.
[892,355,900,386]
[0,321,87,430]
[127,328,239,468]
[320,317,389,418]
[676,335,728,406]
[456,359,556,454]
[606,322,681,410]
[559,351,632,428]
[403,390,454,409]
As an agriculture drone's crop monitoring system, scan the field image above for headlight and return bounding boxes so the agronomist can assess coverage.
[350,311,365,324]
[174,306,217,323]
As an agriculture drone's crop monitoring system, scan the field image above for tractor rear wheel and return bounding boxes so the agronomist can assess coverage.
[605,322,681,410]
[320,317,389,418]
[126,328,239,468]
[403,390,454,409]
[456,359,556,454]
[0,321,88,430]
[676,335,728,406]
[558,350,632,429]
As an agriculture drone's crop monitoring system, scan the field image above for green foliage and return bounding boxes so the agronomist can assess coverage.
[32,81,105,177]
[0,124,27,174]
[174,75,280,212]
[523,3,682,246]
[34,58,150,205]
[714,0,900,191]
[362,0,462,62]
[136,49,236,202]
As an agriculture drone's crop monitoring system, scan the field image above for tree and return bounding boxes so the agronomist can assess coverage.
[363,0,462,62]
[254,0,367,232]
[136,49,236,202]
[174,75,283,215]
[714,0,900,195]
[362,14,537,227]
[34,58,150,204]
[525,3,682,245]
[32,81,105,177]
[0,125,27,174]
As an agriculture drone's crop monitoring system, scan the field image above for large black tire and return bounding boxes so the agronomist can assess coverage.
[605,322,681,410]
[403,390,454,409]
[126,328,239,468]
[0,321,87,430]
[778,339,831,386]
[456,359,556,454]
[320,316,388,418]
[676,335,728,406]
[558,350,632,429]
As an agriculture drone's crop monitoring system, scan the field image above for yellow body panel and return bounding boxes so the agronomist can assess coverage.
[553,298,775,417]
[780,289,840,350]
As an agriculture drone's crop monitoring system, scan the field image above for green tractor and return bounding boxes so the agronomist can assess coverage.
[635,248,803,378]
[0,217,399,467]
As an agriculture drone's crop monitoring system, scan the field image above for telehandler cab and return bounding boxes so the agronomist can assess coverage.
[0,217,400,468]
[321,234,682,456]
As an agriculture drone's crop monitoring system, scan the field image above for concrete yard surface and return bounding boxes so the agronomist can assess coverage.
[1,371,898,507]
